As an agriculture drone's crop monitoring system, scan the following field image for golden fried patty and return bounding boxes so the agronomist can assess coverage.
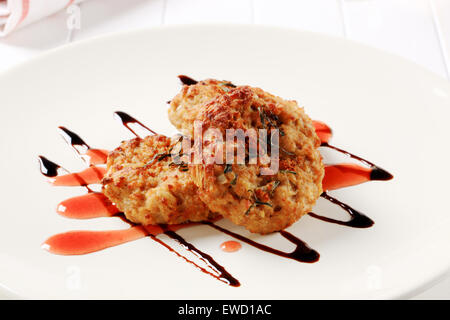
[188,86,324,234]
[168,79,237,137]
[102,134,214,225]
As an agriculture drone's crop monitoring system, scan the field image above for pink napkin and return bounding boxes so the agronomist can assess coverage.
[0,0,83,36]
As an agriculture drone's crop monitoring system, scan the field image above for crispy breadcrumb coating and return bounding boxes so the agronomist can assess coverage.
[188,86,324,234]
[168,79,236,136]
[102,134,214,225]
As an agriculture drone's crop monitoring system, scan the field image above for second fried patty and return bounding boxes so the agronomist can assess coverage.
[188,86,324,234]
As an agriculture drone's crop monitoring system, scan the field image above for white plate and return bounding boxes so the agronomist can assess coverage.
[0,25,449,299]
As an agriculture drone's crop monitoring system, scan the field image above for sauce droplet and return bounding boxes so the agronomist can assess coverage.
[220,241,242,253]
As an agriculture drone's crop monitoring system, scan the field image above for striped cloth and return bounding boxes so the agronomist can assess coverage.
[0,0,83,36]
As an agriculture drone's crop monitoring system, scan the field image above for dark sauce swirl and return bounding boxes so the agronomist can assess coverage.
[321,142,393,181]
[178,75,198,86]
[162,226,240,286]
[38,156,61,177]
[203,222,319,263]
[58,126,90,150]
[309,193,374,228]
[114,111,157,136]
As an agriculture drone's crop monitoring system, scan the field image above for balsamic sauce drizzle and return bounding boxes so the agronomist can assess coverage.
[203,221,319,263]
[178,75,198,86]
[38,156,94,192]
[113,111,157,137]
[308,193,374,228]
[38,156,61,177]
[118,214,240,286]
[57,127,108,178]
[58,126,90,152]
[148,232,239,286]
[320,142,393,181]
[58,126,108,165]
[162,226,240,286]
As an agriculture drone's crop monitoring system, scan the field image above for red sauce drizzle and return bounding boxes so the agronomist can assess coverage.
[42,219,240,286]
[85,149,109,165]
[320,143,393,181]
[311,119,393,182]
[323,163,372,191]
[41,221,195,256]
[312,120,332,144]
[51,167,106,186]
[42,226,149,255]
[57,193,119,219]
